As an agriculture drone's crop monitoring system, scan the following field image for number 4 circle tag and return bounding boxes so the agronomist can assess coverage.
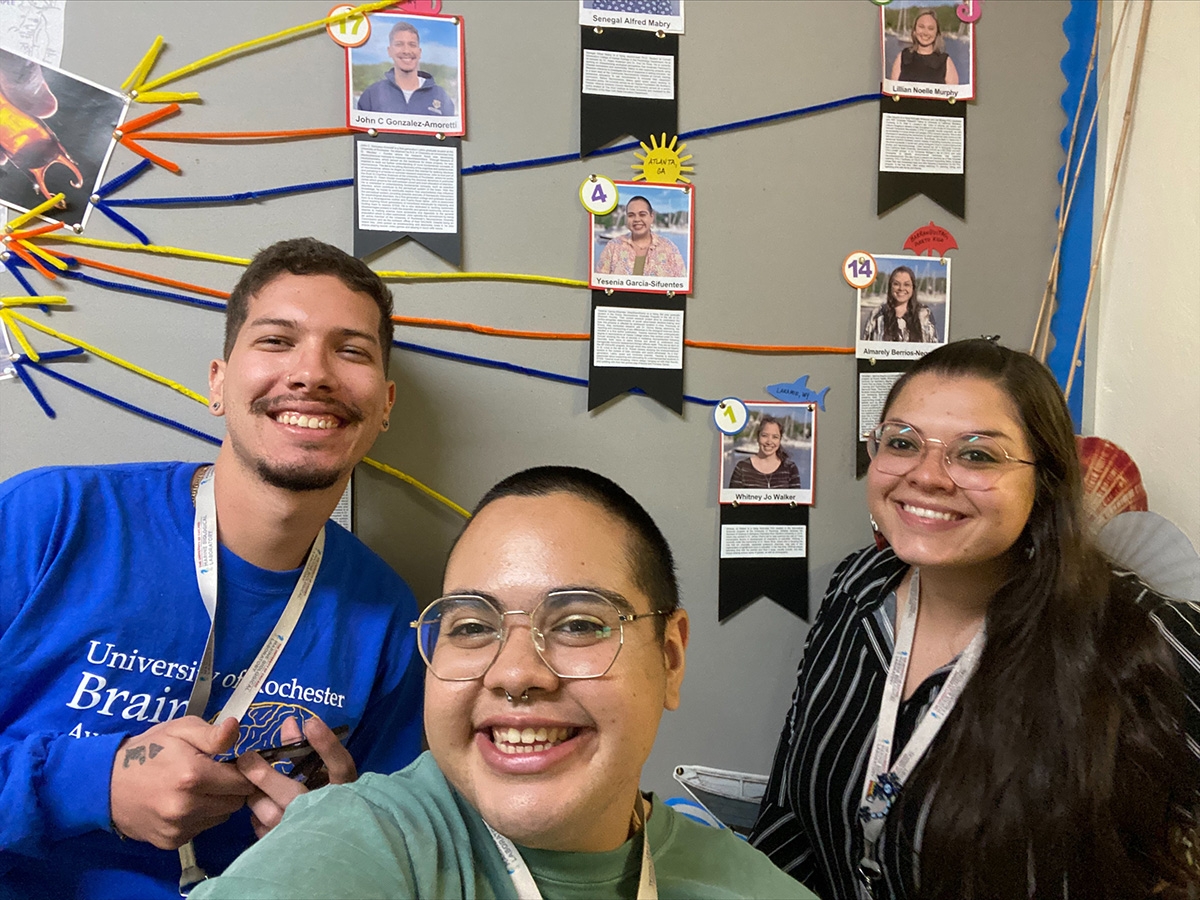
[714,397,749,435]
[842,251,878,290]
[580,175,619,216]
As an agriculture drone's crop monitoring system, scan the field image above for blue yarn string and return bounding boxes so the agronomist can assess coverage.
[463,149,588,175]
[22,347,85,362]
[58,268,228,311]
[96,159,153,198]
[3,256,41,297]
[103,177,354,208]
[93,200,151,245]
[95,92,882,203]
[681,92,881,140]
[462,91,882,175]
[396,339,589,388]
[394,339,719,407]
[24,360,222,446]
[8,254,226,310]
[11,360,57,417]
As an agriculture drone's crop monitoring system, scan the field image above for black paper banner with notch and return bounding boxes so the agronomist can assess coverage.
[877,97,966,219]
[580,27,678,158]
[353,132,462,265]
[718,504,809,622]
[856,357,913,478]
[588,289,685,413]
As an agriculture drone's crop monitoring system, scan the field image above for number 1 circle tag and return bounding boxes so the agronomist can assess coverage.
[714,397,749,435]
[580,175,619,216]
[842,251,878,290]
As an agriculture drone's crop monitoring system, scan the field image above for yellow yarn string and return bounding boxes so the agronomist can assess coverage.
[0,310,39,360]
[136,0,396,93]
[122,35,163,92]
[5,194,66,231]
[376,270,589,288]
[5,311,208,403]
[361,457,470,519]
[0,295,67,307]
[17,240,69,271]
[38,235,250,266]
[132,91,201,104]
[33,237,587,286]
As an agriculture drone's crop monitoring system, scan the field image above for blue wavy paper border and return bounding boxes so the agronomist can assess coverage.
[1049,0,1098,427]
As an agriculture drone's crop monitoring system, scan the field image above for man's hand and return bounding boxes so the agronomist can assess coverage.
[238,716,356,839]
[109,716,254,849]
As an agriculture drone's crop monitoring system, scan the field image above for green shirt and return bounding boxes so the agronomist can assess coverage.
[192,753,818,899]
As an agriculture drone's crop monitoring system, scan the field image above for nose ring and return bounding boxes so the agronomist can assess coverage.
[504,689,531,704]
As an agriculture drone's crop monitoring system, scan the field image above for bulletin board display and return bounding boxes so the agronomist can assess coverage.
[0,0,1072,796]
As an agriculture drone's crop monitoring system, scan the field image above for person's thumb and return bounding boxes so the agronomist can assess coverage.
[196,716,241,756]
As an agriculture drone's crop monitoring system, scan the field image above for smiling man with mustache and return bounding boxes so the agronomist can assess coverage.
[356,20,456,117]
[0,238,424,899]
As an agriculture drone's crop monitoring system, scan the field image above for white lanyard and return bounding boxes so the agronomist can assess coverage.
[484,793,657,900]
[856,569,986,898]
[179,466,326,895]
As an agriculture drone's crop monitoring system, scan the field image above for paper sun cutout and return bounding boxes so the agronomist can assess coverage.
[632,133,693,184]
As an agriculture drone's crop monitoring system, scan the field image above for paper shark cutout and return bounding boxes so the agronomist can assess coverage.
[766,375,830,412]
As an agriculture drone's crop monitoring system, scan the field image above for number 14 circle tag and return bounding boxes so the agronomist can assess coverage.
[842,251,878,290]
[580,175,619,216]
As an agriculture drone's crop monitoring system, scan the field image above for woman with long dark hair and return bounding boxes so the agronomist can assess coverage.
[862,266,940,344]
[751,339,1198,899]
[728,415,802,489]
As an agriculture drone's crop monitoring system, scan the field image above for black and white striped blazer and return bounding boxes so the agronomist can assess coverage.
[750,545,1200,900]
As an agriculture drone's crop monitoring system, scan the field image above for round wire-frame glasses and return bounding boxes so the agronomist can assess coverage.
[410,589,671,682]
[865,420,1036,490]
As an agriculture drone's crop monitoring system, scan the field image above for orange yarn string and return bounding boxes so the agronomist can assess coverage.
[41,249,232,299]
[392,316,853,353]
[133,127,353,141]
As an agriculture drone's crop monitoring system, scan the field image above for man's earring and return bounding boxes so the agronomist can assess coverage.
[381,417,390,432]
[211,401,221,411]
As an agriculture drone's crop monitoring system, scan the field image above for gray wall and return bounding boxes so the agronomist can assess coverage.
[0,1,1068,796]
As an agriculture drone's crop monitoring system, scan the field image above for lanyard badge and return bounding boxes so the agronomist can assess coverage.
[179,466,326,895]
[485,793,657,900]
[856,570,986,899]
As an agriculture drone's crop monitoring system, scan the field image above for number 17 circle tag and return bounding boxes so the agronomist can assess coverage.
[842,251,878,290]
[580,175,619,216]
[326,5,371,48]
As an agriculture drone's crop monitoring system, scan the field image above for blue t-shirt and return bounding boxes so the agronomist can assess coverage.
[0,462,424,900]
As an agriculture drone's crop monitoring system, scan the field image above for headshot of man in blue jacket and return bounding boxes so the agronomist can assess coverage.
[357,21,456,116]
[0,237,425,899]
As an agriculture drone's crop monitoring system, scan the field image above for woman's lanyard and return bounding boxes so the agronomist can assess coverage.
[483,793,657,900]
[178,466,326,895]
[856,570,986,899]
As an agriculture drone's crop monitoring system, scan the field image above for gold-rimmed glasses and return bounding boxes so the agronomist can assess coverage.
[411,590,671,681]
[865,421,1036,490]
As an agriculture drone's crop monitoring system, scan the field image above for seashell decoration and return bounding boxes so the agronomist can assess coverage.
[1097,511,1200,602]
[1076,436,1148,533]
